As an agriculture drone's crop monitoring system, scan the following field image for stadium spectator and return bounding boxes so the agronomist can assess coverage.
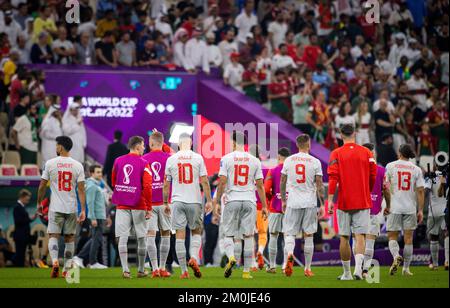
[218,28,238,69]
[138,38,159,66]
[272,43,297,72]
[234,0,257,45]
[95,9,118,39]
[62,97,87,164]
[206,32,222,68]
[334,101,355,146]
[374,98,395,144]
[223,52,244,92]
[0,226,14,267]
[103,130,129,188]
[30,31,54,64]
[291,83,313,135]
[32,5,57,44]
[75,31,96,65]
[12,90,30,121]
[95,31,118,67]
[267,10,288,52]
[376,134,397,167]
[13,189,37,267]
[186,27,210,74]
[14,3,30,32]
[417,122,436,158]
[268,69,290,121]
[52,26,76,65]
[306,89,330,145]
[39,100,63,166]
[2,10,21,49]
[116,31,137,67]
[354,100,371,145]
[12,102,38,164]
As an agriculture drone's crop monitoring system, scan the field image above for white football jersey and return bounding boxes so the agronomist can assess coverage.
[42,156,85,214]
[282,152,323,209]
[165,150,207,204]
[219,151,263,203]
[425,178,447,217]
[385,160,425,214]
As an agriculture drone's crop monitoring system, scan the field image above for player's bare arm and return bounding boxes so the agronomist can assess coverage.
[416,186,425,224]
[163,176,171,215]
[316,175,325,218]
[36,179,48,215]
[280,174,287,213]
[383,184,391,216]
[201,175,213,213]
[213,176,227,217]
[438,176,446,198]
[77,181,86,224]
[256,179,268,219]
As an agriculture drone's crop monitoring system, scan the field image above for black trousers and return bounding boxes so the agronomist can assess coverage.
[203,223,219,265]
[13,239,27,267]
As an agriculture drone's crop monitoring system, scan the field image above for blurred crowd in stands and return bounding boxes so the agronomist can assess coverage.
[0,0,449,175]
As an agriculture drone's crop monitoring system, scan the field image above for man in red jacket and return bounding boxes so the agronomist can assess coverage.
[327,124,377,281]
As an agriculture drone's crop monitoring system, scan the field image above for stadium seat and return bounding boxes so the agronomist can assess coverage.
[0,164,18,176]
[419,155,435,171]
[2,151,21,170]
[20,164,40,176]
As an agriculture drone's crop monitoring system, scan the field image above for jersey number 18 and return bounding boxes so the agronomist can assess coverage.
[58,171,73,192]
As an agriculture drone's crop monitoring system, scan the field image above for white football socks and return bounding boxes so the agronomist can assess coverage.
[146,236,158,270]
[403,244,413,271]
[389,240,400,259]
[64,242,74,270]
[189,234,202,263]
[268,234,278,268]
[137,237,146,273]
[118,236,129,273]
[175,239,187,272]
[284,235,295,256]
[48,237,59,265]
[223,237,234,259]
[304,237,314,271]
[159,236,171,270]
[234,240,242,265]
[363,239,375,271]
[430,241,440,267]
[243,237,253,273]
[354,254,364,277]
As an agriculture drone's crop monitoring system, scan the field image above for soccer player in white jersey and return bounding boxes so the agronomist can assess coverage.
[163,133,212,279]
[424,165,448,271]
[213,131,268,279]
[384,144,425,276]
[37,136,86,278]
[280,134,325,278]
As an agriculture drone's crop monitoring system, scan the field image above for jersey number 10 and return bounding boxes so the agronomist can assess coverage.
[58,171,73,192]
[178,163,193,184]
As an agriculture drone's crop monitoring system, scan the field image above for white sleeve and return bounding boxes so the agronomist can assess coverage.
[165,158,173,181]
[281,158,289,175]
[223,65,231,79]
[199,156,208,177]
[315,159,323,176]
[42,161,50,181]
[77,164,85,183]
[254,160,264,181]
[219,157,228,177]
[12,117,25,133]
[415,168,425,188]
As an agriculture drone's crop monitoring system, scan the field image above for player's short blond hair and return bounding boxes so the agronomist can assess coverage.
[150,131,164,145]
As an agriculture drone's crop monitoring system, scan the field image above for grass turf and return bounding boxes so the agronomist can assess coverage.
[0,266,448,288]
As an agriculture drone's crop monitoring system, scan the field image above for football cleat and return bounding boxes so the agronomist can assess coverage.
[180,271,190,279]
[242,272,253,279]
[304,269,315,277]
[402,269,414,276]
[122,272,132,279]
[224,256,237,278]
[429,264,438,271]
[256,252,265,270]
[266,267,276,274]
[159,269,172,278]
[137,270,149,278]
[285,254,294,277]
[338,274,354,281]
[50,262,59,279]
[445,262,449,271]
[188,258,202,278]
[389,256,403,276]
[151,269,161,278]
[220,255,228,268]
[362,269,369,279]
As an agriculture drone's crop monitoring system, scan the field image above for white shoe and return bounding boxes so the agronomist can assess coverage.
[88,263,108,269]
[338,273,354,281]
[144,262,151,269]
[73,256,85,269]
[402,269,414,276]
[172,262,180,268]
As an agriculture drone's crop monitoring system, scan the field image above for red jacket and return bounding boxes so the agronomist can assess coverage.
[111,153,153,211]
[327,143,377,211]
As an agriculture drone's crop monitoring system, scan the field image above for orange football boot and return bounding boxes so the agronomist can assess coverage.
[188,258,202,278]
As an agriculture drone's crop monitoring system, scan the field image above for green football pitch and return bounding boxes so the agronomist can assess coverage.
[0,266,448,288]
